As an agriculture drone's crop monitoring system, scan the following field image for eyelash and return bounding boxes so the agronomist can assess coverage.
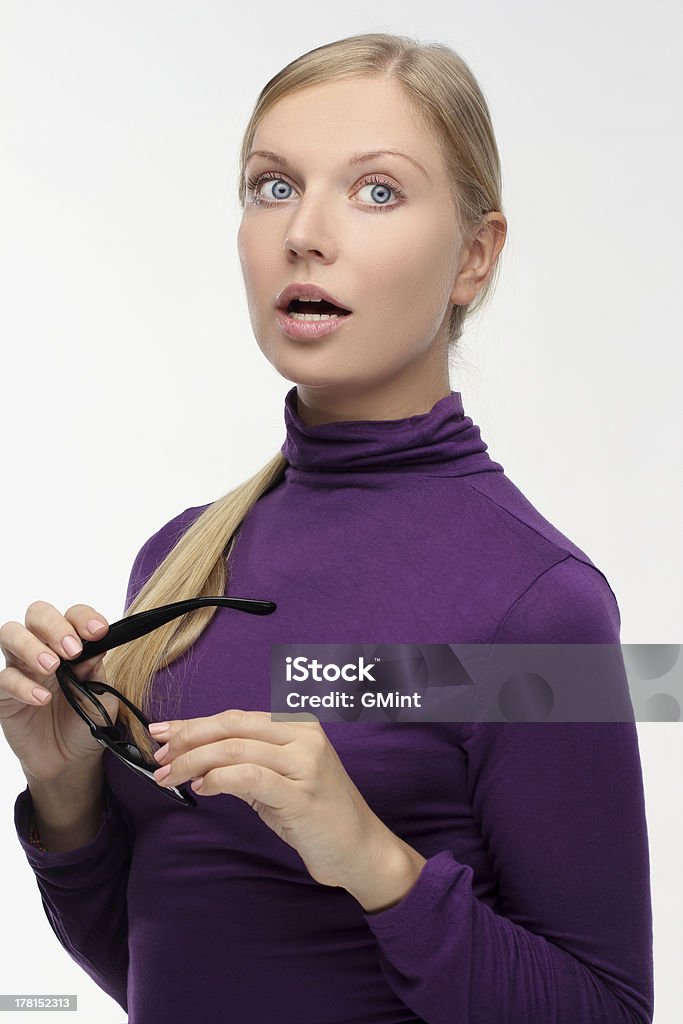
[245,170,406,213]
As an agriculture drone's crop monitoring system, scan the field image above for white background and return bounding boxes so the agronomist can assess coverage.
[1,1,681,1021]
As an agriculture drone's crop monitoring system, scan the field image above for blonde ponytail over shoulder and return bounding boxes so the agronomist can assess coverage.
[104,452,287,762]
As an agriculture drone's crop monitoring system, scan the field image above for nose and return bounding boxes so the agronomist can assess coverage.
[283,194,339,261]
[285,235,325,259]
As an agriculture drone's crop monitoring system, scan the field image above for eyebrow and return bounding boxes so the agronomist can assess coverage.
[245,148,429,180]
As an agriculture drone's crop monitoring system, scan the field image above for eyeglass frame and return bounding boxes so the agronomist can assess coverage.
[55,596,277,807]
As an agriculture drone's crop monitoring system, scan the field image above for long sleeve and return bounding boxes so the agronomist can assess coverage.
[13,784,134,1010]
[11,531,157,1013]
[360,555,654,1024]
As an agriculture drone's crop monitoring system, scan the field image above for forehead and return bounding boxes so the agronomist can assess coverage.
[251,77,439,166]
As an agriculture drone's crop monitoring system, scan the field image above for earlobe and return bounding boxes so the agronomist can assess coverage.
[450,271,480,307]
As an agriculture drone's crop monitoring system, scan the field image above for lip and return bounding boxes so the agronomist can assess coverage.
[276,306,353,340]
[275,282,352,313]
[276,305,352,342]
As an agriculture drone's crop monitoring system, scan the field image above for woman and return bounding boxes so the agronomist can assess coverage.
[2,32,653,1024]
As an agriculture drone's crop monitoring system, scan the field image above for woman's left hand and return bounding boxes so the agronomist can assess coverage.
[148,709,390,890]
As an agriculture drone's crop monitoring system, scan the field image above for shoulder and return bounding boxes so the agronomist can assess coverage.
[462,471,603,569]
[493,554,621,643]
[463,556,629,734]
[136,503,211,563]
[123,502,212,609]
[419,469,622,641]
[452,471,622,641]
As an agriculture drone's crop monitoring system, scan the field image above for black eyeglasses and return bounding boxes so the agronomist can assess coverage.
[55,596,277,807]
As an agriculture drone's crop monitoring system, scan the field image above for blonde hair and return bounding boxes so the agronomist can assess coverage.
[105,30,506,761]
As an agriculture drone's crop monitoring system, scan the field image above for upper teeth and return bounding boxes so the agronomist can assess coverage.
[296,297,322,302]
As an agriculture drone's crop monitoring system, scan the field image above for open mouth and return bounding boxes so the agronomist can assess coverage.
[285,299,352,319]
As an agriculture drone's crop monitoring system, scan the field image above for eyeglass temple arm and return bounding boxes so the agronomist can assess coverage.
[66,597,276,666]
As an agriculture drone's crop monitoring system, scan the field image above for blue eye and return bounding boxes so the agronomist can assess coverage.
[355,178,400,207]
[245,171,406,212]
[250,176,293,203]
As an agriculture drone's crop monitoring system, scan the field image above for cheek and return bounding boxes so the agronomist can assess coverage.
[365,262,445,339]
[237,229,275,320]
[402,237,457,331]
[237,218,269,281]
[361,221,449,314]
[236,218,249,266]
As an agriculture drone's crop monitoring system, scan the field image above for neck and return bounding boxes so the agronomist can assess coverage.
[292,375,453,427]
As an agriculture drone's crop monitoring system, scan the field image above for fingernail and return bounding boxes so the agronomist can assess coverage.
[87,619,107,635]
[149,722,170,735]
[38,653,59,672]
[62,636,82,657]
[153,743,169,762]
[154,763,172,782]
[32,687,51,703]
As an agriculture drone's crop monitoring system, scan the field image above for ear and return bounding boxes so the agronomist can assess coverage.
[450,214,507,305]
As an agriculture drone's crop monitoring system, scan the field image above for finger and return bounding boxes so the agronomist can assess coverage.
[0,620,63,680]
[146,719,182,738]
[153,735,293,789]
[193,762,296,806]
[64,603,110,641]
[0,664,54,709]
[24,600,109,662]
[151,708,318,756]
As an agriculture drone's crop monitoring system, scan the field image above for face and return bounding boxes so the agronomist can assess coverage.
[237,76,494,420]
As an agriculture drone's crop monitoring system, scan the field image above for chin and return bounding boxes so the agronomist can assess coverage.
[262,345,346,387]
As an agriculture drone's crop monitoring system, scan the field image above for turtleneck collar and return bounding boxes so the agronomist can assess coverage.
[280,385,504,476]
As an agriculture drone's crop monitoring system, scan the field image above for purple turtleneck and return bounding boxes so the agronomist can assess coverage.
[13,386,653,1023]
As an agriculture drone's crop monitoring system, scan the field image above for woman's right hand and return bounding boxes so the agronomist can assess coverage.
[0,602,119,782]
